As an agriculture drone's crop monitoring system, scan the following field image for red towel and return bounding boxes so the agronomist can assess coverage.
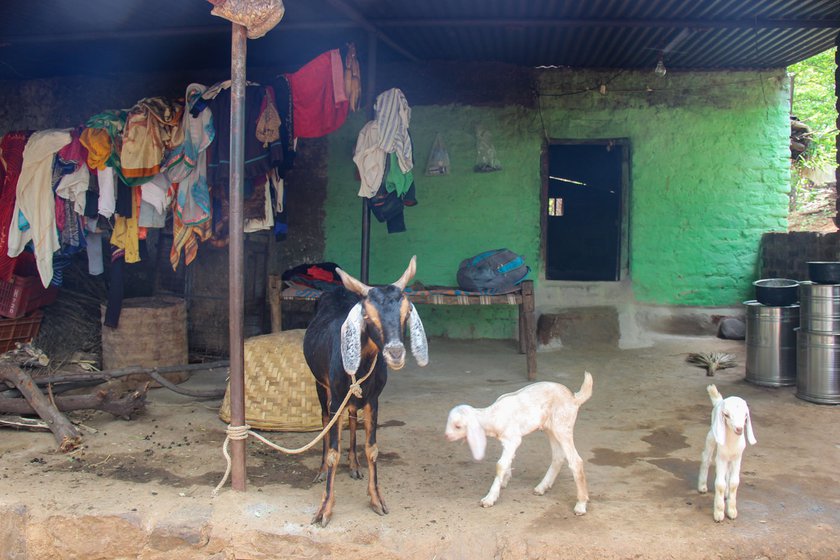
[285,50,349,139]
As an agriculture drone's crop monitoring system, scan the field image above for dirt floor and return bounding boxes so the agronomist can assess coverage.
[1,335,839,560]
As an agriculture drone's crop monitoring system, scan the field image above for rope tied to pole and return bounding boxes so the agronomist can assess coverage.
[212,355,378,497]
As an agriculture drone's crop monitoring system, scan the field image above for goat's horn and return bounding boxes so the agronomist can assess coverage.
[392,255,417,291]
[336,267,371,296]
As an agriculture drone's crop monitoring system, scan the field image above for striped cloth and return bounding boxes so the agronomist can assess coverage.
[374,88,413,173]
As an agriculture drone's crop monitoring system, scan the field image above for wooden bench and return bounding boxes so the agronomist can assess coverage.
[268,278,537,380]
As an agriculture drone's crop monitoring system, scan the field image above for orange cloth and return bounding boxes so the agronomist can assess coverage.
[79,128,111,170]
[170,183,211,270]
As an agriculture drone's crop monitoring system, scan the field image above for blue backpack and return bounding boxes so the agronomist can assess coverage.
[456,249,530,294]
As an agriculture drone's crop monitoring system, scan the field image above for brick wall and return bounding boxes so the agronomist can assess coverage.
[760,231,840,281]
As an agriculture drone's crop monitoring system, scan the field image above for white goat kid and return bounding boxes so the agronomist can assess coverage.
[445,372,592,515]
[697,384,757,522]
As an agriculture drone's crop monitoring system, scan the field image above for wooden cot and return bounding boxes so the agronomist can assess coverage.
[268,277,537,380]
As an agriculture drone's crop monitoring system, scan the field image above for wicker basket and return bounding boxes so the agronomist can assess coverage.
[219,329,324,432]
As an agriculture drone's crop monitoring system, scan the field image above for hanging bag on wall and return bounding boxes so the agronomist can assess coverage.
[425,133,450,176]
[456,249,530,294]
[474,125,502,172]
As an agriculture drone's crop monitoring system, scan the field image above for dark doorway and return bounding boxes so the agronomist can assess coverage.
[545,142,626,281]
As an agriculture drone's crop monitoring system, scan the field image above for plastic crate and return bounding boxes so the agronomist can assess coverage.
[0,310,44,353]
[0,253,59,319]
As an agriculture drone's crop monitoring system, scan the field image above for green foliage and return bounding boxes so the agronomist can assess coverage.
[790,48,838,165]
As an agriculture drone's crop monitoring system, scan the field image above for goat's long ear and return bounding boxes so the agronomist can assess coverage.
[336,267,371,297]
[392,255,417,291]
[711,402,726,447]
[745,409,757,445]
[340,303,364,375]
[465,412,487,461]
[408,303,428,367]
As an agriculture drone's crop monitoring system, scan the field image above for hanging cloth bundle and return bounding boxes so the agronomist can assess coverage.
[209,0,285,39]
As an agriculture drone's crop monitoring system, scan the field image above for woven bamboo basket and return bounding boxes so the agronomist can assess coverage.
[220,329,361,432]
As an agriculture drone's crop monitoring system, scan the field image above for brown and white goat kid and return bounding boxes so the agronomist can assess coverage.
[303,256,428,527]
[445,372,592,515]
[697,384,757,522]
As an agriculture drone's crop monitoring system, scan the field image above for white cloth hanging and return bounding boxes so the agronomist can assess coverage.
[353,120,386,198]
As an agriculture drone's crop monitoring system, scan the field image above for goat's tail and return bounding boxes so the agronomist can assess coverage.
[706,384,723,405]
[574,371,594,406]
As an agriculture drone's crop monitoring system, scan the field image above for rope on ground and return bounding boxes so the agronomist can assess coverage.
[212,356,376,497]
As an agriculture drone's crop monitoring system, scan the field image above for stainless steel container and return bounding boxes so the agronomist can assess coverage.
[744,300,799,387]
[795,329,840,404]
[798,281,840,333]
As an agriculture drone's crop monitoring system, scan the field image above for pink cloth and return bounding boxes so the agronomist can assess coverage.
[285,50,349,139]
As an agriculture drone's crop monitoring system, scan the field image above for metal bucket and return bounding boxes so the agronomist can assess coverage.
[795,329,840,404]
[798,281,840,333]
[744,300,798,387]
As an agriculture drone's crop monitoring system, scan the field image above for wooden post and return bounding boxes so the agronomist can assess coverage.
[228,22,248,492]
[519,280,537,380]
[268,274,283,332]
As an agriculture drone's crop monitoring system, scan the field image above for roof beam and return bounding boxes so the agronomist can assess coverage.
[324,0,419,62]
[372,17,840,30]
[0,22,356,46]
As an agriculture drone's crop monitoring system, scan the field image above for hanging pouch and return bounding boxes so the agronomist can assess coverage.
[474,125,502,172]
[425,133,451,176]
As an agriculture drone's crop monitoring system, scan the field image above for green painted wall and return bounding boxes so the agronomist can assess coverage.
[324,69,791,338]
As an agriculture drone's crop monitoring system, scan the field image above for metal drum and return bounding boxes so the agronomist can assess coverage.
[744,300,799,387]
[798,281,840,333]
[795,329,840,404]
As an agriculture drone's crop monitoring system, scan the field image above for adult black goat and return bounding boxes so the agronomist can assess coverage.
[303,256,428,527]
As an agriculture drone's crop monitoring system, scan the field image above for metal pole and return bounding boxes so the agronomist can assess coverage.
[360,32,377,283]
[228,22,248,492]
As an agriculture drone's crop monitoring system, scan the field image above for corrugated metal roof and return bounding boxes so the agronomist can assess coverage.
[0,0,836,80]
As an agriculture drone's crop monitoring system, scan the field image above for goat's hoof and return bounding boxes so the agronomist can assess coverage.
[698,485,708,494]
[312,472,327,484]
[370,502,388,516]
[533,486,547,496]
[574,502,587,516]
[726,508,737,520]
[311,511,332,528]
[713,510,725,522]
[349,469,364,480]
[480,499,495,508]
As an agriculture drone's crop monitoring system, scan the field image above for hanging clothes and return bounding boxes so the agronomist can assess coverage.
[344,43,362,112]
[271,75,296,175]
[79,127,111,171]
[7,129,72,287]
[374,88,413,173]
[203,84,283,189]
[110,185,141,264]
[164,83,214,226]
[0,131,33,281]
[284,49,349,139]
[353,121,386,198]
[121,97,184,181]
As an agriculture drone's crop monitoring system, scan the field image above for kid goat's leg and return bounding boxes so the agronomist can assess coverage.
[697,431,715,493]
[534,434,565,496]
[481,437,520,508]
[725,456,742,520]
[713,456,728,522]
[558,434,588,515]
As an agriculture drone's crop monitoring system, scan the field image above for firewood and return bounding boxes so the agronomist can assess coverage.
[0,364,81,452]
[0,414,50,431]
[0,387,147,420]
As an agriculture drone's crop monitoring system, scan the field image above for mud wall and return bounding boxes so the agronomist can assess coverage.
[324,64,790,338]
